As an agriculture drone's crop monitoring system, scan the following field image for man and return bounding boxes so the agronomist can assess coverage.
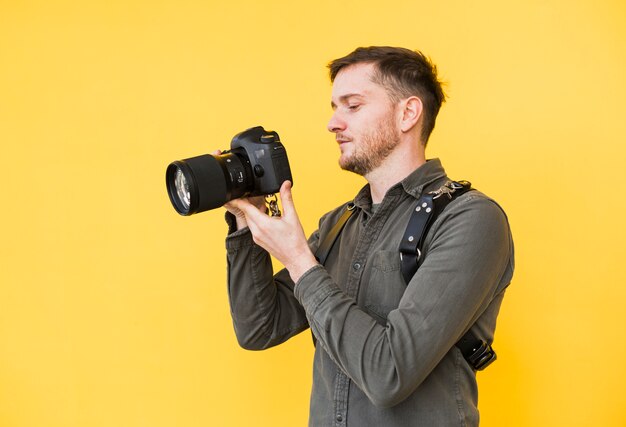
[224,46,514,426]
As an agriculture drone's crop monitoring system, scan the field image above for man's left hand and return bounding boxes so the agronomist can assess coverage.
[228,181,318,283]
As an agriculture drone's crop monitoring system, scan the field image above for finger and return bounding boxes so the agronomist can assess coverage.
[223,201,244,218]
[231,200,270,245]
[249,195,268,211]
[228,199,253,219]
[279,181,295,217]
[232,198,269,223]
[227,198,244,211]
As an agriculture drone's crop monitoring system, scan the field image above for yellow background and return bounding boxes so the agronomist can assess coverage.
[1,0,625,426]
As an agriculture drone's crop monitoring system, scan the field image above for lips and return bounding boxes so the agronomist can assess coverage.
[335,134,352,144]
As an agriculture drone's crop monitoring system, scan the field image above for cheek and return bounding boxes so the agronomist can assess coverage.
[347,116,368,137]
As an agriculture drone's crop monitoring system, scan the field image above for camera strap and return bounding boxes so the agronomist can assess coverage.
[313,180,496,371]
[315,202,356,265]
[399,180,472,283]
[265,194,282,217]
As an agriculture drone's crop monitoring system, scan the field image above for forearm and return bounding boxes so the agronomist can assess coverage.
[226,227,309,349]
[295,266,424,407]
[293,198,513,407]
[295,268,498,408]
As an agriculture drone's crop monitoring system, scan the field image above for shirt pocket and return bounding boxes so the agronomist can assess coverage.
[362,250,407,323]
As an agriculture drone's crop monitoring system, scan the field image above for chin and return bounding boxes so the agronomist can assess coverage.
[338,143,354,158]
[338,153,351,168]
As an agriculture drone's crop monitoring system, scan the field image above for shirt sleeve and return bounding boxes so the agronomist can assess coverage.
[293,194,514,408]
[225,213,321,350]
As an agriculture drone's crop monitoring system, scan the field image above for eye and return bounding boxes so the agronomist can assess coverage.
[347,104,360,111]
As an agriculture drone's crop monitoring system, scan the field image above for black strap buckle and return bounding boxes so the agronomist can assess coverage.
[467,341,497,371]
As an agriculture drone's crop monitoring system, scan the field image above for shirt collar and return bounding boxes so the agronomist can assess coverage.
[400,158,448,198]
[353,158,448,210]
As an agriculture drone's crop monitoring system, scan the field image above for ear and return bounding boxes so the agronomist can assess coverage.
[399,96,423,133]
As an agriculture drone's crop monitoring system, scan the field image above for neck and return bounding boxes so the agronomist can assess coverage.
[365,141,426,204]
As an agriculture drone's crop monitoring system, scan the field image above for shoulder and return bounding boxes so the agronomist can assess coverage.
[427,188,513,251]
[443,189,509,225]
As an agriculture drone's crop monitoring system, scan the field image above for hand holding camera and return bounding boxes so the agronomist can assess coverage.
[207,149,266,230]
[166,126,293,216]
[166,126,316,281]
[228,180,318,282]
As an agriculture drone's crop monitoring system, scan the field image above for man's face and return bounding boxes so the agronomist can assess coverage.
[328,62,401,176]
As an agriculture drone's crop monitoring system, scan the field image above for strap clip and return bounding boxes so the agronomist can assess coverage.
[430,180,471,200]
[467,341,497,371]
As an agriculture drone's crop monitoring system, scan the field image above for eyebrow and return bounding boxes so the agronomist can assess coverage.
[331,93,365,109]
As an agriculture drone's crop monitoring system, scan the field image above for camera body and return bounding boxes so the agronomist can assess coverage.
[229,126,292,197]
[166,126,293,216]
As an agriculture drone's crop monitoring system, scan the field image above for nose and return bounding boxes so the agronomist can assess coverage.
[327,111,346,133]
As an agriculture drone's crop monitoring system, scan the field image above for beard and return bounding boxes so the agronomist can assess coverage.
[339,115,401,176]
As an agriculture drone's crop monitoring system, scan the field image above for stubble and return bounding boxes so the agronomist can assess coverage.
[339,115,401,176]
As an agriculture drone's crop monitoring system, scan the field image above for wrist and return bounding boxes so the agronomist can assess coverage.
[225,211,249,235]
[234,215,248,230]
[286,250,319,283]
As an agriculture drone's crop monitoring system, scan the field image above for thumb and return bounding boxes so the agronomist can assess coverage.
[279,181,295,217]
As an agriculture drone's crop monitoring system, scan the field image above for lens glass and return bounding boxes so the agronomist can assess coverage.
[174,168,191,210]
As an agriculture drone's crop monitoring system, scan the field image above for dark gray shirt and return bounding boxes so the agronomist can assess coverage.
[225,159,514,426]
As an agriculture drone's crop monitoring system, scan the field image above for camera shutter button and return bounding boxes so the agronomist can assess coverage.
[260,134,276,143]
[253,165,265,177]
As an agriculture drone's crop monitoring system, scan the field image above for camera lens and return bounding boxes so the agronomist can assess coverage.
[166,161,198,215]
[166,151,253,216]
[174,168,191,211]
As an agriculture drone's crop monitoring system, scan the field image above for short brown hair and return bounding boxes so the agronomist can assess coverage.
[329,46,446,144]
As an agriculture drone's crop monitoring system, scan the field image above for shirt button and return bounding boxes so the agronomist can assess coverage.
[336,414,343,422]
[353,262,361,270]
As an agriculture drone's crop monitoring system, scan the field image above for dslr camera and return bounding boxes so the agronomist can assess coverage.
[166,126,293,216]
